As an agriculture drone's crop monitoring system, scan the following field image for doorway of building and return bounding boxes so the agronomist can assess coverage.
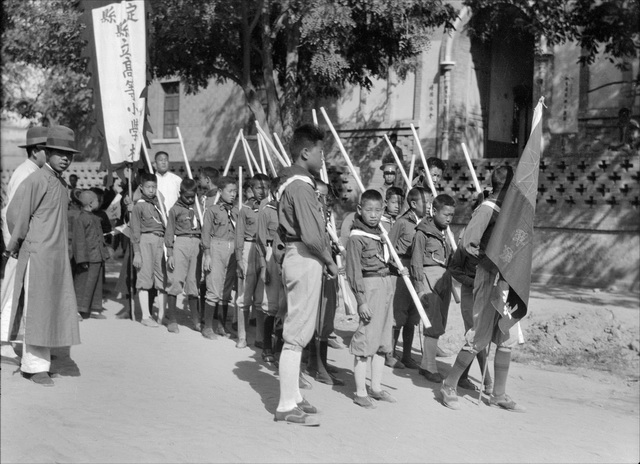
[469,6,535,158]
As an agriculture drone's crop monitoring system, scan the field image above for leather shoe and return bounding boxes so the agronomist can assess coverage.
[419,368,443,383]
[458,377,479,391]
[274,407,320,426]
[24,371,54,387]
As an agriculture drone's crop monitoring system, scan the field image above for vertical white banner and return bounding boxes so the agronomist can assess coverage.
[93,1,145,164]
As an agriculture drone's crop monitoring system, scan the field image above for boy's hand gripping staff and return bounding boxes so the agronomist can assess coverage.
[176,127,204,225]
[320,107,431,328]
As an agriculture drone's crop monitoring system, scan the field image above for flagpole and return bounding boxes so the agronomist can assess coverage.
[320,107,431,328]
[408,153,416,193]
[258,132,278,176]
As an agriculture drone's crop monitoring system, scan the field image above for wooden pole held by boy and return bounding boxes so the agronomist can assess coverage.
[320,107,431,329]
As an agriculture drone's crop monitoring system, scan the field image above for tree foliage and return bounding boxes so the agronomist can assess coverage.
[464,0,640,68]
[150,0,458,138]
[1,0,94,157]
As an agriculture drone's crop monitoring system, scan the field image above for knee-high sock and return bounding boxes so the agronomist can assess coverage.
[421,336,439,373]
[138,290,151,320]
[402,324,415,360]
[493,347,511,397]
[276,349,303,412]
[354,356,369,397]
[370,353,385,392]
[392,327,401,354]
[263,316,275,351]
[220,304,229,329]
[166,294,177,323]
[204,302,216,330]
[255,311,265,344]
[156,292,166,323]
[444,349,475,388]
[188,296,200,325]
[237,307,249,341]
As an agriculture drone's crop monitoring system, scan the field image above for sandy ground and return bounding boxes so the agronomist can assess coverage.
[1,258,639,464]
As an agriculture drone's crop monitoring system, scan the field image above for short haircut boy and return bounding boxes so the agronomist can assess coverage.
[216,176,236,192]
[406,187,425,205]
[432,194,456,211]
[491,165,513,193]
[385,186,404,201]
[202,166,219,182]
[155,151,169,161]
[289,124,324,160]
[427,157,446,172]
[251,173,270,186]
[180,178,197,193]
[140,172,156,185]
[360,189,383,205]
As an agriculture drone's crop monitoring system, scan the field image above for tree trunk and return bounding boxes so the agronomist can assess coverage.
[260,2,283,135]
[281,18,301,142]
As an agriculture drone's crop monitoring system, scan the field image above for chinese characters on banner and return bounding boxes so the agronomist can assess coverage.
[92,1,145,164]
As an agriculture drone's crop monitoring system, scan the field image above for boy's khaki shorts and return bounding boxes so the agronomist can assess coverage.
[205,238,236,304]
[167,236,201,296]
[136,233,167,290]
[349,276,394,357]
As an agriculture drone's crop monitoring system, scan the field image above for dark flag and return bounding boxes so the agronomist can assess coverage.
[484,97,545,320]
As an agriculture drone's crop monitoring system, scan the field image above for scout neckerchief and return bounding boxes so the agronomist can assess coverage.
[137,195,165,226]
[176,199,199,229]
[350,216,389,263]
[380,214,395,228]
[275,174,315,201]
[219,201,236,229]
[481,199,500,213]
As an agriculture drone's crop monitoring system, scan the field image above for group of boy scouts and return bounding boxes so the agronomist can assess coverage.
[0,122,525,426]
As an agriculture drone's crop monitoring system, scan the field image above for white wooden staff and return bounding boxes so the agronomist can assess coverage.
[410,124,460,303]
[273,132,292,166]
[141,140,154,174]
[462,142,524,345]
[408,153,416,190]
[240,136,256,177]
[383,134,411,187]
[254,121,289,168]
[238,166,243,211]
[213,130,242,206]
[258,132,278,176]
[257,131,267,174]
[315,109,354,315]
[244,136,263,174]
[176,127,204,224]
[461,143,482,193]
[320,107,431,328]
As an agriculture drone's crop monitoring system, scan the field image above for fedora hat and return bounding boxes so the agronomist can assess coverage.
[18,126,48,148]
[44,125,79,153]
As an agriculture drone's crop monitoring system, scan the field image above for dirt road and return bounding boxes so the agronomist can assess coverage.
[1,264,638,463]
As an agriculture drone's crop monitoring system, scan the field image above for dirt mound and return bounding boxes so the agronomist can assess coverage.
[515,307,639,379]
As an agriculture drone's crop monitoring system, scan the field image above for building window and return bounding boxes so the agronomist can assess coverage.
[162,81,180,138]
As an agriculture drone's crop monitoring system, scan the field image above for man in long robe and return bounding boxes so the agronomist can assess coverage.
[5,125,81,386]
[1,127,47,357]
